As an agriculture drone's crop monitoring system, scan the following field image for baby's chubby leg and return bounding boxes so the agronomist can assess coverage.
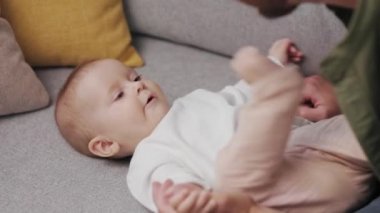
[215,47,303,192]
[230,45,303,141]
[231,39,303,84]
[230,46,283,84]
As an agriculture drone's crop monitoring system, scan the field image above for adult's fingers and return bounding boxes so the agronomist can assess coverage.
[194,190,211,211]
[153,180,177,213]
[169,189,190,210]
[176,191,199,213]
[201,199,217,213]
[163,180,176,197]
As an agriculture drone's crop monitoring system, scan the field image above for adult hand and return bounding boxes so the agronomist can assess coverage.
[153,179,217,213]
[238,0,357,16]
[238,0,298,18]
[153,180,282,213]
[298,75,341,121]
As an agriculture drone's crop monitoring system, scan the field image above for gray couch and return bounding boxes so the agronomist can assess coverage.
[1,0,377,212]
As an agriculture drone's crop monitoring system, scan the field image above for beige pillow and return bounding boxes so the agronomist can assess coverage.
[0,18,49,116]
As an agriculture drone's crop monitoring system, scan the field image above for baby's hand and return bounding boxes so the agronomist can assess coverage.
[268,38,303,65]
[153,179,217,213]
[298,75,341,121]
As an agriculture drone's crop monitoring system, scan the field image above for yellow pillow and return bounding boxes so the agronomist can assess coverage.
[1,0,143,67]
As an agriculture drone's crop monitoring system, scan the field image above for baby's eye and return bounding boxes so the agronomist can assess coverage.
[133,74,142,82]
[115,91,124,100]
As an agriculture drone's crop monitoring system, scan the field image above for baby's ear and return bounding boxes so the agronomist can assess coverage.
[88,136,120,158]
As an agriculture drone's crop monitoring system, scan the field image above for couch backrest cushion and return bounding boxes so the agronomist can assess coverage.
[125,0,346,75]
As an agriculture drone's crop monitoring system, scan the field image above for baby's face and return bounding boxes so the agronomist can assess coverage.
[76,59,170,156]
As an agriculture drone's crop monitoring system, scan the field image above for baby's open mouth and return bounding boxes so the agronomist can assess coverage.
[146,95,155,106]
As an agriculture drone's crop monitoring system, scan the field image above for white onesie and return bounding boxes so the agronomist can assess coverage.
[127,80,372,212]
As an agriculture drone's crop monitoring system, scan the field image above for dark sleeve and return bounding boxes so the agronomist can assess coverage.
[321,0,380,180]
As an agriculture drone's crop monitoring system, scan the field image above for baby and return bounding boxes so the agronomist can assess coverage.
[55,39,373,212]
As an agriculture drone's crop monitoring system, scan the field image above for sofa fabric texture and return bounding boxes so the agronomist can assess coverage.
[0,18,49,116]
[1,0,143,67]
[125,0,346,75]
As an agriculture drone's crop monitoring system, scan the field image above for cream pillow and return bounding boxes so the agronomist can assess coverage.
[0,18,49,116]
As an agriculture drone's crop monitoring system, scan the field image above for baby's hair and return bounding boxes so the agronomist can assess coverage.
[55,60,98,157]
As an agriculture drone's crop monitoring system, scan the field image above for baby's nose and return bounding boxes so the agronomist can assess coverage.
[131,81,144,93]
